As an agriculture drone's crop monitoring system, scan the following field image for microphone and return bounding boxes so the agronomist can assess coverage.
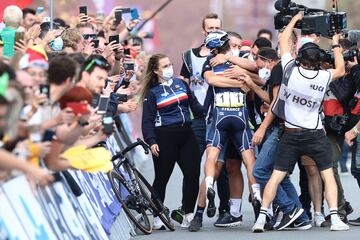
[275,0,291,12]
[348,30,360,44]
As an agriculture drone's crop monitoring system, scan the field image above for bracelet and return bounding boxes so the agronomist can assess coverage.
[331,44,341,49]
[353,126,360,135]
[126,26,133,32]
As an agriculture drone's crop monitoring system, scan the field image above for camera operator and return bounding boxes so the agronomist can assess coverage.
[252,12,349,232]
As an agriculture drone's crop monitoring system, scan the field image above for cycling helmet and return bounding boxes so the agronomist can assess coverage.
[205,30,229,50]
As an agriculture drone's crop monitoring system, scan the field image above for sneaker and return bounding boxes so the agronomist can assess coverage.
[188,216,202,232]
[153,216,166,230]
[321,211,348,227]
[214,209,228,227]
[314,213,325,227]
[264,215,274,231]
[252,198,261,221]
[284,220,312,230]
[275,207,304,231]
[171,208,185,225]
[181,213,194,228]
[206,186,216,218]
[349,217,360,226]
[214,212,243,227]
[252,217,266,233]
[330,219,350,231]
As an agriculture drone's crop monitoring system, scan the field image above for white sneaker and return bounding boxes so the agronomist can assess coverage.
[181,213,194,228]
[252,218,266,233]
[314,213,325,227]
[153,216,166,230]
[330,218,350,231]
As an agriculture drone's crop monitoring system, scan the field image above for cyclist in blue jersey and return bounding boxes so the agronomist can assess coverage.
[189,31,260,231]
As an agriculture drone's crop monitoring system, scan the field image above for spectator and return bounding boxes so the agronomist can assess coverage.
[1,5,23,59]
[22,8,36,30]
[257,29,273,41]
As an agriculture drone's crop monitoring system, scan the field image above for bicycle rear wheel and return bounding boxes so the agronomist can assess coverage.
[107,170,152,234]
[133,169,175,231]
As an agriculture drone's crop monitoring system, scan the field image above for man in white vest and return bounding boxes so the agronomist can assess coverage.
[252,12,349,232]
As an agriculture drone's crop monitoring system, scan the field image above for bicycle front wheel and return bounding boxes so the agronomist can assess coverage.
[107,170,152,234]
[133,169,175,231]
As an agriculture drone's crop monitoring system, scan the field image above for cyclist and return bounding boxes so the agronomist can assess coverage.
[189,31,260,231]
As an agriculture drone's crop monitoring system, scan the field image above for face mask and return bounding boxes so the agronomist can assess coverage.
[162,66,174,81]
[300,37,314,47]
[248,54,255,62]
[231,49,240,57]
[259,66,271,81]
[49,37,63,52]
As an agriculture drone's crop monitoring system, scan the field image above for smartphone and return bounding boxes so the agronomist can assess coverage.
[116,94,128,103]
[130,8,139,20]
[124,62,134,71]
[91,39,99,48]
[36,7,45,15]
[109,35,119,45]
[79,6,87,15]
[102,116,113,136]
[15,32,25,43]
[97,95,110,114]
[42,129,55,142]
[119,8,131,14]
[83,34,97,40]
[123,48,131,56]
[39,84,50,99]
[91,94,100,108]
[114,10,122,25]
[67,102,89,115]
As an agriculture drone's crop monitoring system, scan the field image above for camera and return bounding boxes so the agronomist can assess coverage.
[274,0,347,37]
[322,47,360,64]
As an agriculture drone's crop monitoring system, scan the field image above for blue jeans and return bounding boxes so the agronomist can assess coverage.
[339,142,350,172]
[253,126,308,222]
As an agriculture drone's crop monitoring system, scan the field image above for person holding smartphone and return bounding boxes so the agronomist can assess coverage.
[141,53,204,230]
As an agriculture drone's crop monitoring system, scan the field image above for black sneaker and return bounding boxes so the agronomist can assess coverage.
[214,209,228,227]
[349,217,360,226]
[188,216,202,232]
[206,187,216,218]
[214,212,243,227]
[264,215,274,231]
[284,220,312,230]
[275,207,304,231]
[252,198,261,221]
[171,208,185,225]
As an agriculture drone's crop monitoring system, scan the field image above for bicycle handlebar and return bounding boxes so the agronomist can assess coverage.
[111,138,150,161]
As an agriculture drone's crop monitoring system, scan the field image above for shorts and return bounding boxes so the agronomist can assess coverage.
[274,129,333,173]
[206,107,253,153]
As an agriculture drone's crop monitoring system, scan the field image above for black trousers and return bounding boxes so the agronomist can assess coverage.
[152,125,200,214]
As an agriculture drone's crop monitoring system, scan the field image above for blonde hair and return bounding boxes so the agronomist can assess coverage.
[62,28,82,51]
[3,5,23,28]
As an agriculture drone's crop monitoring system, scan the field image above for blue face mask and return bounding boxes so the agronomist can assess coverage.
[49,37,63,52]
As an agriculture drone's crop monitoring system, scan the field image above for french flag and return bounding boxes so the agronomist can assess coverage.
[157,92,188,109]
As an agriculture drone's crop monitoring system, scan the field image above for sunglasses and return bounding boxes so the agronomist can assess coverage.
[84,59,110,72]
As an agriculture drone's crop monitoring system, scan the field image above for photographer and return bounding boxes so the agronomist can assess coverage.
[252,13,349,232]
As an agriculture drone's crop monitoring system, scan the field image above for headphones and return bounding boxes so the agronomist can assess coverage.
[296,43,326,69]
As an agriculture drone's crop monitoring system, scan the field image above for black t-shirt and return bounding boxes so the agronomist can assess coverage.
[180,45,206,79]
[268,62,283,103]
[268,62,283,126]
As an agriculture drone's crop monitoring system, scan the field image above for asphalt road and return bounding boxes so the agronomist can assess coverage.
[132,156,360,240]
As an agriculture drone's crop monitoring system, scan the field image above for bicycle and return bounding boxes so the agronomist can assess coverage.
[107,138,175,234]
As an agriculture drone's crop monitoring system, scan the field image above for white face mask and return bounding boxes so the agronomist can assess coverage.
[248,54,255,62]
[231,49,240,57]
[259,67,271,81]
[162,66,174,81]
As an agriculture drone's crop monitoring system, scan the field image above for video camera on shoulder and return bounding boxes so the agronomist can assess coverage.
[322,47,360,64]
[274,0,347,37]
